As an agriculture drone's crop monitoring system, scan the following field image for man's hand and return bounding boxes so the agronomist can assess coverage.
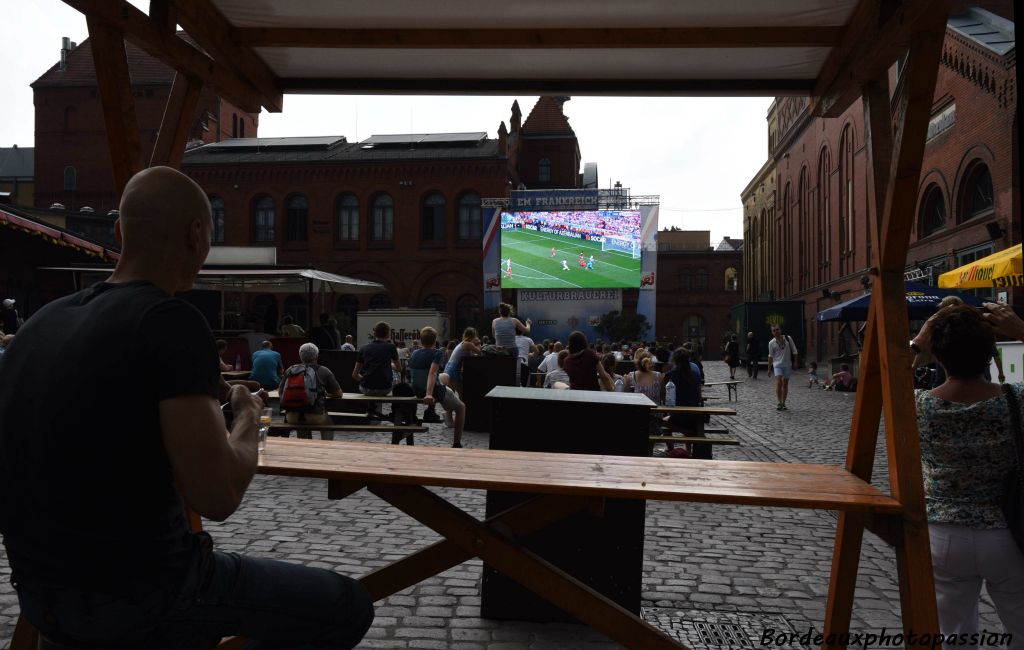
[983,302,1024,341]
[229,384,261,421]
[423,395,435,406]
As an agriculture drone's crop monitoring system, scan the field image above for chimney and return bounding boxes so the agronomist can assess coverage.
[497,121,508,155]
[60,36,70,71]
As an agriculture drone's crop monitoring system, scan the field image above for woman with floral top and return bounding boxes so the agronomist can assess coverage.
[911,303,1024,641]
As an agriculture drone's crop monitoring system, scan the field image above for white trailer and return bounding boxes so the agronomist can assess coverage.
[356,309,450,346]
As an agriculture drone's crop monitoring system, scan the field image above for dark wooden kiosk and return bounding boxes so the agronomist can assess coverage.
[482,386,654,621]
[461,356,519,432]
[13,1,959,648]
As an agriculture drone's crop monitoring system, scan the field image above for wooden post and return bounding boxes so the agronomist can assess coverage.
[150,72,204,169]
[86,18,144,196]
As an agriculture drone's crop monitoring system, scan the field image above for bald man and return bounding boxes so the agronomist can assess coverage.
[0,167,372,649]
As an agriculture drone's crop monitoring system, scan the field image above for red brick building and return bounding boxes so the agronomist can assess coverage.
[743,6,1018,363]
[32,35,257,214]
[655,231,743,358]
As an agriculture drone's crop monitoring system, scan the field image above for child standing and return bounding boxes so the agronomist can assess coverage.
[807,361,821,388]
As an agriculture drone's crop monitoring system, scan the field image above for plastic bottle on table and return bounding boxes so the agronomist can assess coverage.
[234,354,241,371]
[614,377,624,392]
[665,380,676,406]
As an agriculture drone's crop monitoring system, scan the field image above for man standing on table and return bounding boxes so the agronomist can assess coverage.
[0,167,373,649]
[767,324,798,411]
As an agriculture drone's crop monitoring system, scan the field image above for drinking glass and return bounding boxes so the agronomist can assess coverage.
[258,407,273,453]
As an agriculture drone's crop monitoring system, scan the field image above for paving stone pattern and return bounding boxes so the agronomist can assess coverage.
[0,363,1009,648]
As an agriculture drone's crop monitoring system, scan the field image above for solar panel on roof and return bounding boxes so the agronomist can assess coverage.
[202,136,346,152]
[360,132,488,146]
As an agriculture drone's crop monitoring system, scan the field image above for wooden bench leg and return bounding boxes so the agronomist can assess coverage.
[367,483,683,650]
[358,493,594,601]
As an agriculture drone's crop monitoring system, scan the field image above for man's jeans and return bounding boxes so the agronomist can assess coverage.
[747,357,759,378]
[14,540,374,649]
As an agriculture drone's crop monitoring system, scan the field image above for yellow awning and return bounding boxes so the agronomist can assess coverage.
[937,243,1022,289]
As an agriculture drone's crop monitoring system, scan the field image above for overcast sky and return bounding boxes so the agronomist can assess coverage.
[1,0,773,242]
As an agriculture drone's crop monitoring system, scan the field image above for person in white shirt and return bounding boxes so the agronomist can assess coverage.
[537,341,564,374]
[515,334,533,386]
[340,335,356,352]
[767,325,798,411]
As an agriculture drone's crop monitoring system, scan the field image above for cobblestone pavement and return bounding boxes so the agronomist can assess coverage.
[0,363,1009,648]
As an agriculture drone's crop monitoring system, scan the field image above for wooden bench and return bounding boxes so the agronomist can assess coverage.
[652,405,737,416]
[702,380,742,400]
[267,423,426,443]
[648,435,739,445]
[254,439,901,650]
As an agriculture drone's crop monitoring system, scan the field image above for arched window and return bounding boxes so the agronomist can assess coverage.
[283,295,307,329]
[838,125,855,255]
[725,267,738,291]
[684,315,706,345]
[919,184,946,238]
[284,194,308,242]
[538,158,551,183]
[209,195,225,244]
[457,192,482,240]
[423,294,447,312]
[781,182,792,296]
[369,293,392,309]
[456,294,481,333]
[371,194,394,241]
[798,168,810,289]
[817,147,831,284]
[335,294,360,333]
[959,162,994,223]
[252,195,275,242]
[679,270,692,291]
[335,194,359,241]
[231,113,238,138]
[695,268,709,291]
[421,192,446,242]
[63,166,76,191]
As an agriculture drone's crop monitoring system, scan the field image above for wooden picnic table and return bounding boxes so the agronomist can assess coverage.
[221,370,251,381]
[703,380,742,401]
[256,439,900,650]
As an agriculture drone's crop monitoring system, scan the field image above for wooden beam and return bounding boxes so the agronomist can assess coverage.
[169,0,283,112]
[873,22,947,642]
[87,18,144,196]
[811,0,955,118]
[150,72,203,169]
[64,0,266,113]
[368,483,683,650]
[148,0,176,32]
[236,26,843,49]
[279,77,816,96]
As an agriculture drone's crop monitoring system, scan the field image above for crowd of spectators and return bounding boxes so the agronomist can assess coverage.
[504,210,640,239]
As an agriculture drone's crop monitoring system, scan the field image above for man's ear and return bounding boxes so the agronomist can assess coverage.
[186,218,203,250]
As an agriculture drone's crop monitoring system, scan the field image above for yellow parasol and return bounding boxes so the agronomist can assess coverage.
[938,243,1022,289]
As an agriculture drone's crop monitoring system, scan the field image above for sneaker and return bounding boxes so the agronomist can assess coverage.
[452,442,463,448]
[776,403,783,410]
[780,403,788,411]
[405,433,414,446]
[422,409,442,423]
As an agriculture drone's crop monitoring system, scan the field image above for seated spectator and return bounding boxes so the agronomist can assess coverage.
[543,350,571,389]
[250,340,284,390]
[310,312,340,350]
[825,364,855,392]
[600,352,623,390]
[215,339,233,371]
[564,331,614,391]
[353,321,400,399]
[280,342,344,438]
[340,334,356,351]
[661,347,706,457]
[516,334,534,386]
[537,341,564,374]
[280,315,305,338]
[807,361,822,388]
[409,327,465,448]
[528,344,545,385]
[624,351,663,402]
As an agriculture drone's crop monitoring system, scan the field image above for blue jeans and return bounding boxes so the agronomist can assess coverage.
[14,536,374,649]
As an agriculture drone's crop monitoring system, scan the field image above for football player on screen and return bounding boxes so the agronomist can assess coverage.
[561,260,570,271]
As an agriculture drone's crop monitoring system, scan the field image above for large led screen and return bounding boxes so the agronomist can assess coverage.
[499,210,643,289]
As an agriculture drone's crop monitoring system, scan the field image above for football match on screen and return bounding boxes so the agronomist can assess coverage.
[499,210,643,289]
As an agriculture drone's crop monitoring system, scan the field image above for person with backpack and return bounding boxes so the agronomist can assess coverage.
[279,342,343,437]
[767,324,798,411]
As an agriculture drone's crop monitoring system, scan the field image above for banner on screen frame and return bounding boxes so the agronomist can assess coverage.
[636,204,659,335]
[517,289,622,343]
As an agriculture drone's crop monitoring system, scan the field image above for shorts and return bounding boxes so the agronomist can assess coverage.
[443,362,461,382]
[438,386,462,411]
[773,365,792,379]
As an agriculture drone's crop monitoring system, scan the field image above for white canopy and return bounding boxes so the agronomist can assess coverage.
[192,268,385,294]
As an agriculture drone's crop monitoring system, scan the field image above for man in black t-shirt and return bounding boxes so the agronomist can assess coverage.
[0,167,372,649]
[353,320,400,396]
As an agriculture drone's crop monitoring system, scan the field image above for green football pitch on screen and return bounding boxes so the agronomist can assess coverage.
[499,228,641,289]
